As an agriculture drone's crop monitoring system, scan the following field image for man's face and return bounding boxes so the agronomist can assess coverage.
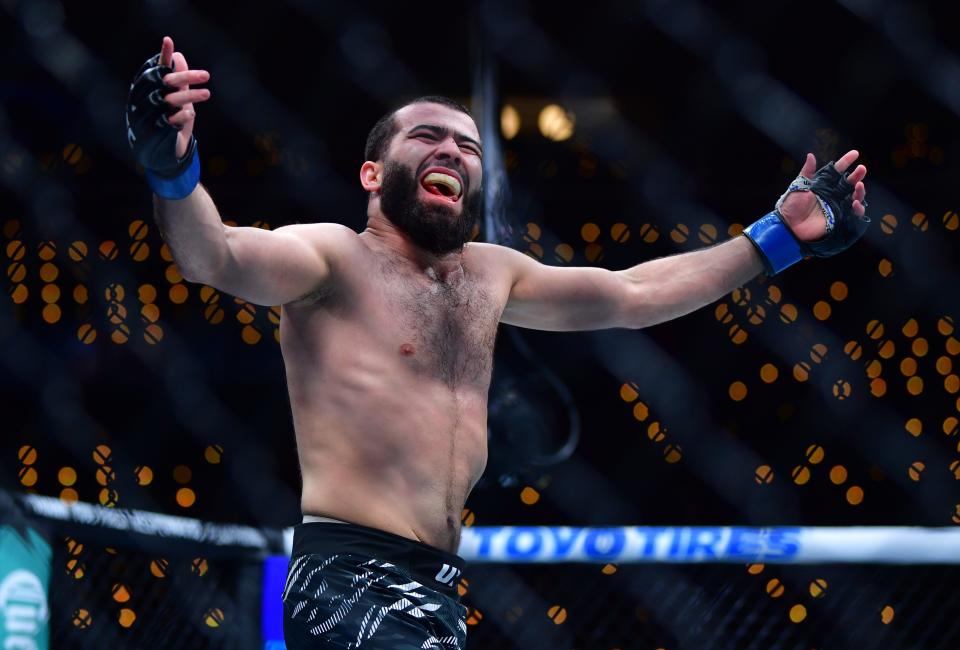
[377,103,484,256]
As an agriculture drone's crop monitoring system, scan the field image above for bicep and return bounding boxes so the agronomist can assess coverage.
[499,247,637,331]
[208,223,349,307]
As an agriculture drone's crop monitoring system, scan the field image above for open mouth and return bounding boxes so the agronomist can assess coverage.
[420,169,463,202]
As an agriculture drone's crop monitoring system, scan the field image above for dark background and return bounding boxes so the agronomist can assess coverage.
[3,0,960,645]
[4,0,960,527]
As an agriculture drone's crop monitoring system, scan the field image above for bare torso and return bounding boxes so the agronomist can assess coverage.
[279,231,509,553]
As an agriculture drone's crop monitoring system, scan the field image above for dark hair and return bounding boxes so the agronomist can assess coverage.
[364,96,473,162]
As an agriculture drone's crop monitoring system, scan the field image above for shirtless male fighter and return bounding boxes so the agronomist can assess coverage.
[125,37,869,649]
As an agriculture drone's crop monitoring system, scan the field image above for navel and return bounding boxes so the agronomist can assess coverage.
[399,342,416,356]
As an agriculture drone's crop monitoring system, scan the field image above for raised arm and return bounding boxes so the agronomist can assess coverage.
[129,36,349,306]
[155,186,351,306]
[498,235,764,331]
[498,150,869,332]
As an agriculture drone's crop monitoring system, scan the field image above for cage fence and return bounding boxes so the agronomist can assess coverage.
[13,494,960,650]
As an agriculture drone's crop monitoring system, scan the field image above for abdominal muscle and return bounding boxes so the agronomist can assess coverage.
[279,298,493,554]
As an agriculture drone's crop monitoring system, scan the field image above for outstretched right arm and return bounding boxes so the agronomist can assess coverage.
[155,188,352,307]
[132,36,348,306]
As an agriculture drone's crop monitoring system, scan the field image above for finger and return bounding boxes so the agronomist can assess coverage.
[800,152,816,179]
[852,199,865,217]
[853,181,865,203]
[834,149,859,174]
[163,70,210,88]
[167,108,196,127]
[164,88,210,106]
[161,37,174,67]
[172,50,190,73]
[845,163,867,185]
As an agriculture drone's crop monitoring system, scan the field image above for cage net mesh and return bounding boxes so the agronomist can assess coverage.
[51,532,259,650]
[462,563,960,649]
[47,527,960,650]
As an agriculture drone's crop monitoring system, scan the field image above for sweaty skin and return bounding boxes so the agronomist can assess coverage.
[283,103,501,554]
[281,237,509,554]
[150,38,867,559]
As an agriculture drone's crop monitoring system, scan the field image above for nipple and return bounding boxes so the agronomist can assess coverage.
[399,343,415,356]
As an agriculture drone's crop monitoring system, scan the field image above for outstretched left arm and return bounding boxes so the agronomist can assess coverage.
[497,150,867,332]
[496,232,764,331]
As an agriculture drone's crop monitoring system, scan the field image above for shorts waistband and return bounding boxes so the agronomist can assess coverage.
[303,514,350,524]
[291,519,466,599]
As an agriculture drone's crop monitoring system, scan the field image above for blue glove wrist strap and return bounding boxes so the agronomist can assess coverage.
[145,146,200,200]
[743,211,804,275]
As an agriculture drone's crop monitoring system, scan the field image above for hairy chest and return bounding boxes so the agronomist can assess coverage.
[376,267,502,388]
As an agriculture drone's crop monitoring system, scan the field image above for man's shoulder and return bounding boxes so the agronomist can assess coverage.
[464,242,533,293]
[277,224,361,309]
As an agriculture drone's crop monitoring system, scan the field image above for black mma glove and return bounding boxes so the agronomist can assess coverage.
[743,161,870,275]
[794,162,871,259]
[124,53,200,199]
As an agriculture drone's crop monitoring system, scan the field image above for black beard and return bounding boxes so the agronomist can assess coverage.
[379,160,481,256]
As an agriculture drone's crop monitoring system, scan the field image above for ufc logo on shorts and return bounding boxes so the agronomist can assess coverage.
[434,563,461,586]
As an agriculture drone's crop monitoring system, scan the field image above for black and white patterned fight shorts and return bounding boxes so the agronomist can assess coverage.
[282,520,468,649]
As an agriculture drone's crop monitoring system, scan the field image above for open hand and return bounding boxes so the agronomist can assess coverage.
[778,150,867,242]
[158,36,211,159]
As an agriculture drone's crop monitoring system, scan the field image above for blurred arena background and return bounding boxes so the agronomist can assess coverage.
[2,0,960,648]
